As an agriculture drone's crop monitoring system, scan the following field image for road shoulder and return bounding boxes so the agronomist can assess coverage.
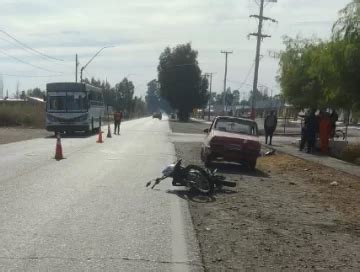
[0,127,52,145]
[170,119,360,271]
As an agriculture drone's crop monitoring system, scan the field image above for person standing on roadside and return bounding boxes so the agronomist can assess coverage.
[299,110,309,151]
[330,109,338,138]
[319,110,332,154]
[264,110,278,145]
[113,110,123,135]
[306,109,317,153]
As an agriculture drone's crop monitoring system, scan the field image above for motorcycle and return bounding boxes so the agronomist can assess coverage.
[146,160,236,194]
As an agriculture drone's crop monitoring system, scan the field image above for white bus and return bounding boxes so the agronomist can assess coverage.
[46,82,105,134]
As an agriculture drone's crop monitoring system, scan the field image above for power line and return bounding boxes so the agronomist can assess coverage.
[1,72,70,78]
[0,29,64,62]
[0,35,71,68]
[0,49,63,74]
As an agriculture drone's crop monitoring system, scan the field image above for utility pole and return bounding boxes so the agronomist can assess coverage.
[249,0,277,119]
[205,73,215,121]
[75,54,79,83]
[221,51,233,115]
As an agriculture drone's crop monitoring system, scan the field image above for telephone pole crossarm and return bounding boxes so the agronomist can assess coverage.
[250,15,277,23]
[248,33,272,39]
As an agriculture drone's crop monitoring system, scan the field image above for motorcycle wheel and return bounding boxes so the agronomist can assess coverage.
[184,165,214,195]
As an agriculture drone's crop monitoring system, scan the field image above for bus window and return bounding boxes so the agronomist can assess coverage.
[48,92,66,111]
[67,92,87,111]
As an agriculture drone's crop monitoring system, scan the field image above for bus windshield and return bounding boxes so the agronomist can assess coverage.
[66,92,87,111]
[48,91,87,112]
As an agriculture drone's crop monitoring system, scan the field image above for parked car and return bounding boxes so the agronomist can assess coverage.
[201,116,261,170]
[152,112,162,120]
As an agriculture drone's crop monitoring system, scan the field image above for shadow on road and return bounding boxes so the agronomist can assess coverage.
[166,186,238,203]
[207,162,269,178]
[45,131,97,139]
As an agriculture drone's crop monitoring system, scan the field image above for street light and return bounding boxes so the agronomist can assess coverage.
[80,46,114,82]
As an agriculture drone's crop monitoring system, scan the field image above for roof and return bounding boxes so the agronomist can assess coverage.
[46,82,102,92]
[27,96,45,103]
[214,115,257,125]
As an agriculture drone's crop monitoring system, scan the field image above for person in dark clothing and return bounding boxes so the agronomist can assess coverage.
[300,125,307,151]
[113,110,123,135]
[264,111,278,145]
[330,110,338,138]
[299,111,309,151]
[306,109,317,153]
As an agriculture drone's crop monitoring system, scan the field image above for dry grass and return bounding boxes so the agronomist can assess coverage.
[259,153,360,222]
[341,144,360,165]
[0,103,45,128]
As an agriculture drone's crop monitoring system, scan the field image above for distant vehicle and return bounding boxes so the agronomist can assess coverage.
[45,82,105,135]
[201,116,261,170]
[152,112,162,120]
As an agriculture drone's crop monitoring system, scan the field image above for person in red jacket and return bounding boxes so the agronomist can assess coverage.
[319,110,331,154]
[113,110,123,135]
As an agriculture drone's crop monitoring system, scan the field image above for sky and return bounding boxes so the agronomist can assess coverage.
[0,0,350,99]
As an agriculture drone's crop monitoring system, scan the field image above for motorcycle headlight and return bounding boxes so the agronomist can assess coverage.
[162,164,176,176]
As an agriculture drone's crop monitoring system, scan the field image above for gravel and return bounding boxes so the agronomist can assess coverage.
[171,120,360,271]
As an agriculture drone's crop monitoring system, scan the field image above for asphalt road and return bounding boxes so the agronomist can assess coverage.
[0,117,202,271]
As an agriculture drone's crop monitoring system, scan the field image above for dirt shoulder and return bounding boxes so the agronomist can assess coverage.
[0,127,52,145]
[170,121,360,271]
[169,119,210,134]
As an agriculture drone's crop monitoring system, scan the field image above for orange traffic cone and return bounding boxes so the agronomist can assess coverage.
[96,129,104,143]
[55,133,64,160]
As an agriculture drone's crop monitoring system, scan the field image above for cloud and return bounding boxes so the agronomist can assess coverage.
[0,0,351,97]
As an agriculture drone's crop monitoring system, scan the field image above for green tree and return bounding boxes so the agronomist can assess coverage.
[114,77,135,113]
[232,90,240,105]
[331,1,360,110]
[133,96,147,117]
[26,87,44,98]
[157,43,208,121]
[333,0,360,42]
[84,77,114,109]
[145,79,160,113]
[214,88,234,108]
[278,37,327,109]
